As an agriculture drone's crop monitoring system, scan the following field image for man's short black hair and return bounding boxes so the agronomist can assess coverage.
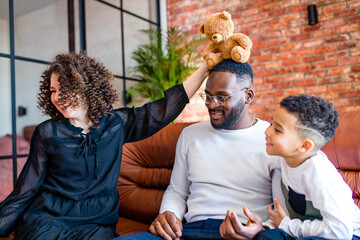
[210,59,253,84]
[280,94,339,150]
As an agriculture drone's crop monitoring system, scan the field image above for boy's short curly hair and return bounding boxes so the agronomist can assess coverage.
[38,51,118,126]
[280,94,339,150]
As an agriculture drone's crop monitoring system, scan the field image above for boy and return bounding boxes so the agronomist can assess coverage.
[257,94,360,240]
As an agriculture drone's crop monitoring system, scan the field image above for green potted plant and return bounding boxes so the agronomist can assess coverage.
[127,27,204,102]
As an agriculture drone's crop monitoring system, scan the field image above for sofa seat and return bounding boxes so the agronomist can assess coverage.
[116,217,149,236]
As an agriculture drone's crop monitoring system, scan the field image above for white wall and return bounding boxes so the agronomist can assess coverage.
[160,0,168,33]
[0,17,9,54]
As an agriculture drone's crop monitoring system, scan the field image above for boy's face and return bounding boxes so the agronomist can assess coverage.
[265,107,304,166]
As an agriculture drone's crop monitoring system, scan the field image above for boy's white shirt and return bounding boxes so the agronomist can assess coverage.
[278,150,360,239]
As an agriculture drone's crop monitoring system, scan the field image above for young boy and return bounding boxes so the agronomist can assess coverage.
[257,94,360,240]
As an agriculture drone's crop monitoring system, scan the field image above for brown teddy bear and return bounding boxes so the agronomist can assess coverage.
[199,11,253,68]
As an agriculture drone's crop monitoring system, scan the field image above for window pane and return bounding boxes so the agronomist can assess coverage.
[0,0,10,54]
[86,0,123,76]
[14,0,68,61]
[0,60,29,203]
[123,0,158,23]
[15,60,49,137]
[126,80,150,107]
[112,77,125,108]
[102,0,120,8]
[123,12,155,78]
[0,57,11,140]
[112,79,143,108]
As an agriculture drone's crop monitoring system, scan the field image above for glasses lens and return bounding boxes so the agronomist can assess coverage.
[199,91,227,106]
[214,96,225,106]
[200,92,207,103]
[205,94,212,104]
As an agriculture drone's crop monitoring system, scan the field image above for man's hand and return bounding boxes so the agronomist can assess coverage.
[149,211,183,240]
[268,198,288,227]
[220,207,264,240]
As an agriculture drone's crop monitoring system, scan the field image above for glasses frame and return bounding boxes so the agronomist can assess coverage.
[199,87,249,106]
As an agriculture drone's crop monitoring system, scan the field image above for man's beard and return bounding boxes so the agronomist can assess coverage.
[210,100,245,129]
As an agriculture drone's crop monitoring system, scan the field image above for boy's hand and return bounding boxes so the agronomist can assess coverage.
[268,198,288,227]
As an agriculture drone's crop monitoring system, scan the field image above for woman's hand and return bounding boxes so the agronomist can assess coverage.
[182,53,222,99]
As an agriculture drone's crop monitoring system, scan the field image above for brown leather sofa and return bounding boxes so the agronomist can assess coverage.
[116,111,360,236]
[2,112,359,239]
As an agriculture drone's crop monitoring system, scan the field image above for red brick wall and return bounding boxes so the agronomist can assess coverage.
[172,0,360,122]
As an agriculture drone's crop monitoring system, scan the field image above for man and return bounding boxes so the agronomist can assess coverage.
[116,59,281,240]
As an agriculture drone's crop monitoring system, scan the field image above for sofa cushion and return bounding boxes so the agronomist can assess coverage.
[322,111,360,170]
[117,122,194,226]
[116,217,149,236]
[322,111,360,207]
[0,135,29,202]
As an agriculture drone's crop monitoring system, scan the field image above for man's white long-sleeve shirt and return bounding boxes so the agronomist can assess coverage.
[160,120,281,224]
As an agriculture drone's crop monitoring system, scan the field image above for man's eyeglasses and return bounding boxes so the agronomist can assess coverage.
[199,87,248,106]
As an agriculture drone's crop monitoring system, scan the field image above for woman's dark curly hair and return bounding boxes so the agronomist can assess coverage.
[280,94,339,150]
[38,51,118,126]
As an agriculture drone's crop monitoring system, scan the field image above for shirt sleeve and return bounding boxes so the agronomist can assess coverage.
[262,157,283,229]
[0,126,47,236]
[159,130,189,220]
[119,84,189,143]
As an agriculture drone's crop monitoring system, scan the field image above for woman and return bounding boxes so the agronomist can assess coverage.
[0,51,209,239]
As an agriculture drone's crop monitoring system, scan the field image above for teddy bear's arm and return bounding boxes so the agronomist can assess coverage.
[202,44,217,58]
[202,44,223,68]
[230,33,253,50]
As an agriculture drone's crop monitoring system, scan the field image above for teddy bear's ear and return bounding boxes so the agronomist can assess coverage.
[220,11,231,20]
[199,23,205,34]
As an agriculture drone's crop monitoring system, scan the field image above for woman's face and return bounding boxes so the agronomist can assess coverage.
[50,73,88,121]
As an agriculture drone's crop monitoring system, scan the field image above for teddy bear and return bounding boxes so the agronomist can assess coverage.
[199,11,253,68]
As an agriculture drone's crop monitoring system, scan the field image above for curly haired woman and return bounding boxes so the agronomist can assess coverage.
[0,51,209,240]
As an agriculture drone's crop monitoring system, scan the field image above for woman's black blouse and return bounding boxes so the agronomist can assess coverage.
[0,84,188,237]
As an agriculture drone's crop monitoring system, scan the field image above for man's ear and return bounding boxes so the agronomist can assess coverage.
[298,139,314,153]
[245,89,255,104]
